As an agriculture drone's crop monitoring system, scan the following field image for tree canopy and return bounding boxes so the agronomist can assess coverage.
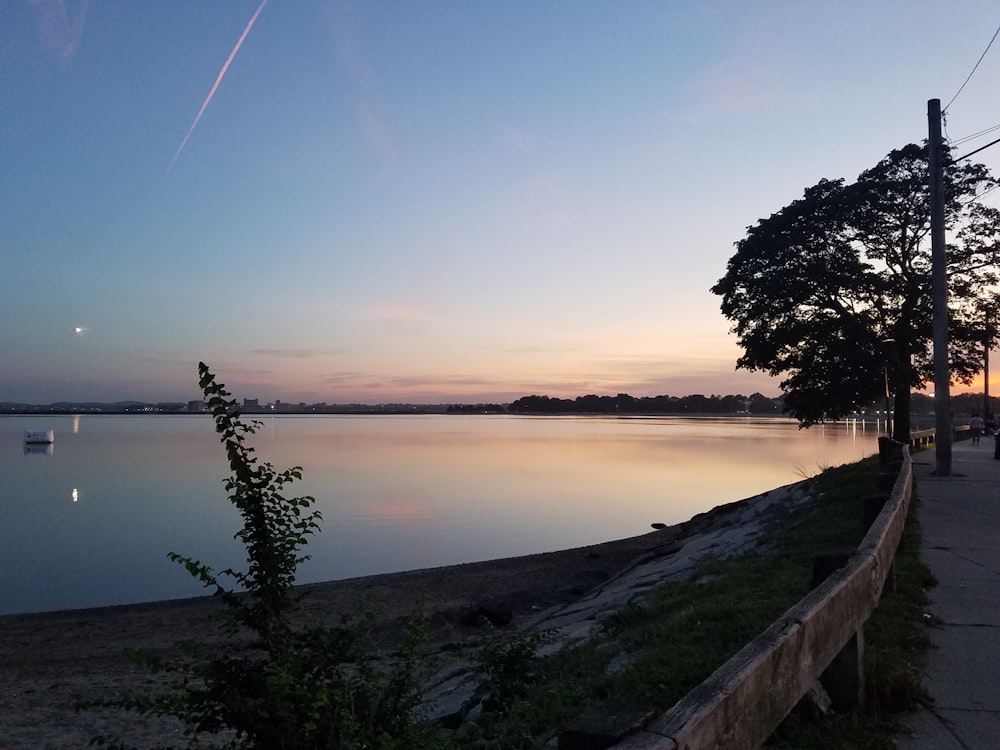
[506,392,781,415]
[711,143,1000,438]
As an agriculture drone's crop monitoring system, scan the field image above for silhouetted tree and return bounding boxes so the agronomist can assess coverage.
[748,392,781,414]
[712,143,1000,440]
[507,392,781,415]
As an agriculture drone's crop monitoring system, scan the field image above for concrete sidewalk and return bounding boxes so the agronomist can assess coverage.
[897,441,1000,749]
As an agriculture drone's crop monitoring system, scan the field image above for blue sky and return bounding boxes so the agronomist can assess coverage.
[3,1,999,404]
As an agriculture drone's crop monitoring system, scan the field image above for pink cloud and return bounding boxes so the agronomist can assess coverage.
[501,127,535,153]
[359,302,430,323]
[545,211,570,228]
[252,348,341,359]
[27,0,88,64]
[356,102,398,172]
[684,57,788,123]
[327,4,397,172]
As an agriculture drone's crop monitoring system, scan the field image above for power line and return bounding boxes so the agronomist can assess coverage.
[960,183,1000,206]
[951,123,1000,147]
[944,22,1000,113]
[953,135,1000,163]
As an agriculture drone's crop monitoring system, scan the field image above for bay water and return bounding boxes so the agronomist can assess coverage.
[1,414,881,615]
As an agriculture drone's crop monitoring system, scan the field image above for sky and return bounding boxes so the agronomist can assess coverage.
[3,1,1000,405]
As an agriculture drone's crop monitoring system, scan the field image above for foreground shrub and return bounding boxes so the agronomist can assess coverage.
[79,363,436,749]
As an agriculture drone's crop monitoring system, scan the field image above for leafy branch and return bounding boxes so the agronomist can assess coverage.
[78,363,435,750]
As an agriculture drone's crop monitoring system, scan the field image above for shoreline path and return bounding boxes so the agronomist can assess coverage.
[897,441,1000,748]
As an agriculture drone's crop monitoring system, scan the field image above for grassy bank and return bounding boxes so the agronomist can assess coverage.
[456,455,934,749]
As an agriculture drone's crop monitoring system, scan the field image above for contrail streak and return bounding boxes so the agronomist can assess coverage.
[168,0,269,172]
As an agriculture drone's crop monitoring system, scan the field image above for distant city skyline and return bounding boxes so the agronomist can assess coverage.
[3,2,998,405]
[2,381,991,412]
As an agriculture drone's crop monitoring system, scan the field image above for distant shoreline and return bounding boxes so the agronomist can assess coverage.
[6,409,866,419]
[2,410,799,417]
[2,390,786,416]
[1,387,968,418]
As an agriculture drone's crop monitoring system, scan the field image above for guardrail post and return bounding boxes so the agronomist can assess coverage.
[810,551,865,711]
[557,705,657,749]
[877,436,892,464]
[862,494,888,529]
[876,455,903,492]
[862,494,897,593]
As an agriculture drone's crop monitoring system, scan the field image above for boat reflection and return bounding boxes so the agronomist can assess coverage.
[23,443,54,456]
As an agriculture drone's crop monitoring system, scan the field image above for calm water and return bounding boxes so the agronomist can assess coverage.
[1,414,881,615]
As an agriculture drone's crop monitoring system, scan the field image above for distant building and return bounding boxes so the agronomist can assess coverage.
[243,398,260,409]
[187,400,206,413]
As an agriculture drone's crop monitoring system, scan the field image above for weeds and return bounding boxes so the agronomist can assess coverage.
[459,456,934,749]
[78,363,436,750]
[475,624,551,716]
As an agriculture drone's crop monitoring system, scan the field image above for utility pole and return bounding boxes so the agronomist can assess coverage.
[929,98,951,475]
[985,310,991,422]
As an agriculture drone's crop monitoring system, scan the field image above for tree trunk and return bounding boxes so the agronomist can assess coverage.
[893,384,911,442]
[887,334,912,442]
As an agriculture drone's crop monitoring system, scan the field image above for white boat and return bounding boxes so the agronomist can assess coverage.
[23,429,55,444]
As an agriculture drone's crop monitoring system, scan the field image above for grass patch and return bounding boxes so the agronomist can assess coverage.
[765,475,935,749]
[456,455,935,749]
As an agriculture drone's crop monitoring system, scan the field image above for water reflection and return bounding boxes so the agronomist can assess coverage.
[255,415,878,583]
[2,414,878,615]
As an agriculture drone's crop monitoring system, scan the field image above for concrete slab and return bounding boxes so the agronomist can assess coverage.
[925,588,1000,628]
[938,709,1000,749]
[901,443,1000,748]
[922,545,1000,573]
[896,708,967,749]
[920,550,1000,626]
[900,706,1000,750]
[918,509,1000,550]
[921,626,1000,712]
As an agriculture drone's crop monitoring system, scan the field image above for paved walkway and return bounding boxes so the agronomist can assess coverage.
[897,440,1000,749]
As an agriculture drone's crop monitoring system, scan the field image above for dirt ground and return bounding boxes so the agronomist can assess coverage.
[0,530,674,748]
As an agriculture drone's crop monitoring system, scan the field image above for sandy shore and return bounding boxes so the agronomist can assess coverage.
[0,529,678,748]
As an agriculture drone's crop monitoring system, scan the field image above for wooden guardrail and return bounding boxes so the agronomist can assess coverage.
[908,428,935,448]
[603,447,914,750]
[908,425,974,448]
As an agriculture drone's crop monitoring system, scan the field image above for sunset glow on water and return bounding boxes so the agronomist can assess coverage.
[2,414,879,615]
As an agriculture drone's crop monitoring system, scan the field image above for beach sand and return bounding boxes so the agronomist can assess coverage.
[0,530,674,748]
